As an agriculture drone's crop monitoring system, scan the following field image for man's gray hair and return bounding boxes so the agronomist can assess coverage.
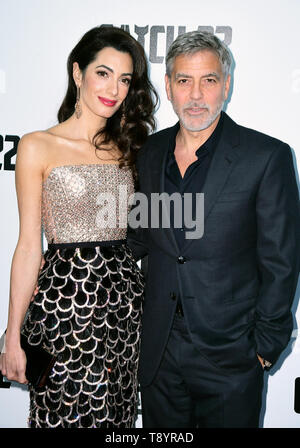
[166,31,232,78]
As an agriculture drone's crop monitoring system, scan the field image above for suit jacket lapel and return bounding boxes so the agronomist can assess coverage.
[182,113,241,254]
[203,115,240,221]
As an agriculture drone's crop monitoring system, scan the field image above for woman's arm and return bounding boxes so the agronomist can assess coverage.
[0,133,46,384]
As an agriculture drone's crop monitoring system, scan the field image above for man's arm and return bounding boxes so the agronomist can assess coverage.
[255,142,300,365]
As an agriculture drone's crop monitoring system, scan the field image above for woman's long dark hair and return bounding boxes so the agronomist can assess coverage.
[58,26,158,177]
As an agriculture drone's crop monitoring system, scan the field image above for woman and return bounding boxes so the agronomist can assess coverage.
[0,25,157,428]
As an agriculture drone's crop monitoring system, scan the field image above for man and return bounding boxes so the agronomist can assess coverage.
[128,31,300,427]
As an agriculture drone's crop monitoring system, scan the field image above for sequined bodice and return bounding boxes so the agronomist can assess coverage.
[42,164,134,244]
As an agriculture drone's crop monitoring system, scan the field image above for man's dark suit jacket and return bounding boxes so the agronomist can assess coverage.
[128,112,300,387]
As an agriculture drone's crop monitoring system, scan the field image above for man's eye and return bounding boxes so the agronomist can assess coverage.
[205,78,216,83]
[178,79,188,84]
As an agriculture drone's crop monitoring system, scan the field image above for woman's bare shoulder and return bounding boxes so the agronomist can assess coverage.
[17,128,65,159]
[16,131,63,175]
[19,129,59,146]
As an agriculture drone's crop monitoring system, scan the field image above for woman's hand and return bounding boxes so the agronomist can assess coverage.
[0,343,28,385]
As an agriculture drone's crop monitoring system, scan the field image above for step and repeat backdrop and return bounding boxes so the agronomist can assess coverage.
[0,0,299,428]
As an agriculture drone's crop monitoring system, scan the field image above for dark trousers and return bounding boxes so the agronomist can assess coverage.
[141,314,264,428]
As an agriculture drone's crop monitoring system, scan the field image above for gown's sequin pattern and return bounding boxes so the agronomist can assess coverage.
[42,164,134,243]
[22,164,144,428]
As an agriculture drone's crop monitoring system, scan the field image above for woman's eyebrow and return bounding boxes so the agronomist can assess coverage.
[95,64,133,76]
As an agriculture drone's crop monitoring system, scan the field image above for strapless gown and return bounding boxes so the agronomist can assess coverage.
[21,164,144,428]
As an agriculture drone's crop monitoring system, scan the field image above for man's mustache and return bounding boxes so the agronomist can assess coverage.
[183,103,209,110]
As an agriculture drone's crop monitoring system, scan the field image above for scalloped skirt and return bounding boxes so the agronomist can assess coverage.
[22,243,144,428]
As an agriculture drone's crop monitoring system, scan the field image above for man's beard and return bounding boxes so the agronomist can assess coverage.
[172,100,224,132]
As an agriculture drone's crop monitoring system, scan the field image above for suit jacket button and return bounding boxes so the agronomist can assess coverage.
[177,256,186,264]
[170,292,176,300]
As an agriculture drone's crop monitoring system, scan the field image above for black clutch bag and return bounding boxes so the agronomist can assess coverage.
[0,331,56,389]
[20,333,57,388]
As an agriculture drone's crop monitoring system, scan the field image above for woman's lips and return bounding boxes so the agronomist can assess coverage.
[98,96,117,107]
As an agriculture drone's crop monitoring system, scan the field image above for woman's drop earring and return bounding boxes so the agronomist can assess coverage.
[75,85,82,119]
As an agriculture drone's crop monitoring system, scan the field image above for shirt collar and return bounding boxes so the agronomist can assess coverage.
[168,111,224,159]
